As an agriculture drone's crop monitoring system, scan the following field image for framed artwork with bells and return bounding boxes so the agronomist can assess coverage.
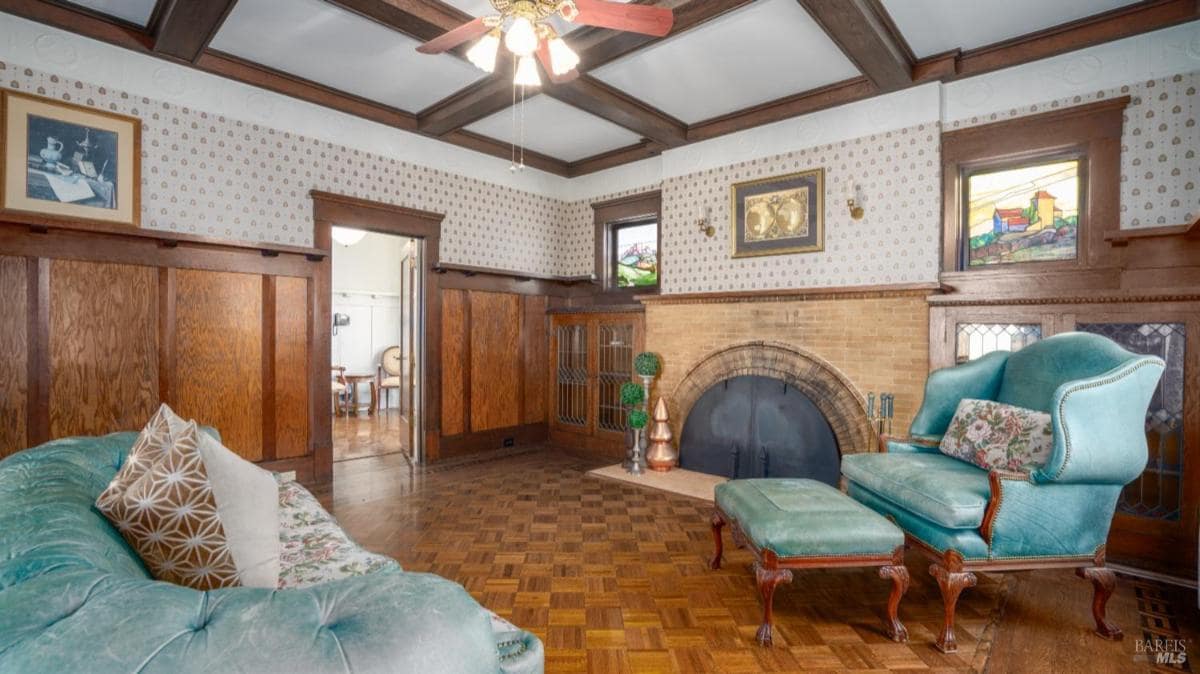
[729,168,823,258]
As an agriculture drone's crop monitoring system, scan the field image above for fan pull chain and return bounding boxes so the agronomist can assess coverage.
[509,58,517,172]
[519,83,526,171]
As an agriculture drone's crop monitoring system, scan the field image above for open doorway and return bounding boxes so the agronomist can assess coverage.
[330,227,423,463]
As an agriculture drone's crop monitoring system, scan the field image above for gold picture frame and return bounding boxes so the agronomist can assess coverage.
[730,168,823,258]
[1,90,140,227]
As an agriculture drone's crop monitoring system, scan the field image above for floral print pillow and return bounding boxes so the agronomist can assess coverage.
[939,398,1054,473]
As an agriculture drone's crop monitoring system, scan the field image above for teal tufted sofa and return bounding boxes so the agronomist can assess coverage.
[842,332,1164,653]
[0,432,543,673]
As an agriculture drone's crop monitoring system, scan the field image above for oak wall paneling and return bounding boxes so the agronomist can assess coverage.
[469,291,522,432]
[522,295,549,425]
[174,269,264,461]
[0,218,323,482]
[0,256,27,457]
[441,288,468,437]
[274,276,310,459]
[48,259,159,439]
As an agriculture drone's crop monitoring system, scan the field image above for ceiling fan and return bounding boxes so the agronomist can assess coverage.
[416,0,674,87]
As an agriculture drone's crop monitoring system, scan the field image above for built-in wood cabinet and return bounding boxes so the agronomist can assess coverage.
[549,311,644,457]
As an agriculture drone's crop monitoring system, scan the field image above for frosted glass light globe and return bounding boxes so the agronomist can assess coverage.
[504,16,538,56]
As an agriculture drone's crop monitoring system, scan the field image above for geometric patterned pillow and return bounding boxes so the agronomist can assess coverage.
[95,403,189,514]
[938,398,1054,473]
[100,421,241,590]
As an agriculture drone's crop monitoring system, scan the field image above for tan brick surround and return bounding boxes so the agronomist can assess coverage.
[641,288,934,454]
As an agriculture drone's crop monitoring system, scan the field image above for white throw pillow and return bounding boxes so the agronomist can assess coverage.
[97,404,280,589]
[194,429,281,588]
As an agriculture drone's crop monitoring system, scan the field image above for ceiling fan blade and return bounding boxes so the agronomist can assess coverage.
[567,0,674,37]
[416,17,490,54]
[536,42,580,84]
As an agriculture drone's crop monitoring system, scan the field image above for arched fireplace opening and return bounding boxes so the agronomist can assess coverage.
[679,375,840,483]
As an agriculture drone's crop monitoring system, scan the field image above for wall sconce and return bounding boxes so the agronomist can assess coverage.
[847,182,864,220]
[696,205,715,238]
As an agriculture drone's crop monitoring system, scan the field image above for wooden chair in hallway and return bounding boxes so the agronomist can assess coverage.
[331,366,350,416]
[377,346,402,411]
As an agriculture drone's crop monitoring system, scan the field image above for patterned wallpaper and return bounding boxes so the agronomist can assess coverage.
[659,123,942,293]
[946,72,1198,229]
[0,61,574,275]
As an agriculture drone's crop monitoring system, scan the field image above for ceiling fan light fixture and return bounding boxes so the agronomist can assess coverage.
[514,54,542,87]
[504,15,539,56]
[546,36,579,75]
[466,28,501,72]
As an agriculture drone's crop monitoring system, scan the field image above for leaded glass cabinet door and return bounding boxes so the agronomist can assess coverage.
[550,314,593,437]
[1074,317,1198,577]
[593,313,644,444]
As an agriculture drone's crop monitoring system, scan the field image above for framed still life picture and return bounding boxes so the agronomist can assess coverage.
[1,91,140,227]
[730,168,823,258]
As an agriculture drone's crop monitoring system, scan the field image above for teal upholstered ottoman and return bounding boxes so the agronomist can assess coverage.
[710,478,909,646]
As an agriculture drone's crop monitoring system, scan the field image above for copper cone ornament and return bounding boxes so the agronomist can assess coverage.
[645,397,677,471]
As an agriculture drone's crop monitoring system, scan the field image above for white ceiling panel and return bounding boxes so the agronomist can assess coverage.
[881,0,1143,58]
[65,0,158,26]
[465,95,642,162]
[590,0,860,124]
[210,0,487,111]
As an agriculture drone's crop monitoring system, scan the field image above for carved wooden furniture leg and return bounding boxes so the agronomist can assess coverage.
[929,555,977,654]
[878,547,910,642]
[709,511,725,570]
[754,560,793,647]
[1076,566,1122,640]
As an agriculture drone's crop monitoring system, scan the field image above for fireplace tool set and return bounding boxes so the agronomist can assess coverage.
[867,392,895,437]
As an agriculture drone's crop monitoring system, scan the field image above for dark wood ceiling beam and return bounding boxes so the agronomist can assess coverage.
[794,0,913,91]
[687,77,876,142]
[914,0,1200,83]
[151,0,239,62]
[322,0,475,58]
[568,139,666,177]
[416,74,514,136]
[545,76,686,147]
[442,130,570,175]
[0,0,153,51]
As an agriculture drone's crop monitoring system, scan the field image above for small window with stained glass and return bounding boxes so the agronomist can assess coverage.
[963,156,1082,268]
[611,220,658,289]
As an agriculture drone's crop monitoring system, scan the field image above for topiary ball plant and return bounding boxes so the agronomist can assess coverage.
[619,381,644,407]
[634,352,660,378]
[628,409,648,430]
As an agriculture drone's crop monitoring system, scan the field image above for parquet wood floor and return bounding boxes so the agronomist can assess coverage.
[327,448,1198,673]
[332,408,409,462]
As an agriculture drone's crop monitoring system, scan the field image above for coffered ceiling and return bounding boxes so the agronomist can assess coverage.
[5,0,1196,177]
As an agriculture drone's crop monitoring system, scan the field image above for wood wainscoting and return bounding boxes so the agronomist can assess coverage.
[0,216,326,483]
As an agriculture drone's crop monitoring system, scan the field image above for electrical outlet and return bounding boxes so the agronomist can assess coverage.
[502,437,515,448]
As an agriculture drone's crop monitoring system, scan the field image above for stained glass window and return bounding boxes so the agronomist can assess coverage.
[612,221,658,288]
[964,158,1081,267]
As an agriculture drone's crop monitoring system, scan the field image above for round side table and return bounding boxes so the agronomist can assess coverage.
[343,374,377,416]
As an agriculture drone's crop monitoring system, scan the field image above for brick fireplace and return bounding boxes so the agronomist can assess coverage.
[641,286,937,458]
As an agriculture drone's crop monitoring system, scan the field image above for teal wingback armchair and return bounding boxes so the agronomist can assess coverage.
[842,332,1164,653]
